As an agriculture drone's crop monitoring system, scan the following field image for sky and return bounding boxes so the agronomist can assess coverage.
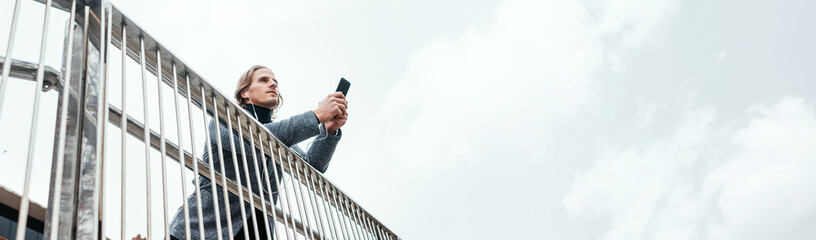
[1,0,816,239]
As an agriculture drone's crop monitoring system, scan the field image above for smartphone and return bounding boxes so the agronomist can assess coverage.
[336,78,351,96]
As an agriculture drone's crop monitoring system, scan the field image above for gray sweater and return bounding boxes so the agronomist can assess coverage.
[168,110,341,240]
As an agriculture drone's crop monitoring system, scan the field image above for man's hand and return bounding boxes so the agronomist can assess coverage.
[314,92,347,123]
[325,110,348,133]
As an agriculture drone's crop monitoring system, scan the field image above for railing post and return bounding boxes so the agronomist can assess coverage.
[44,4,84,240]
[44,2,106,240]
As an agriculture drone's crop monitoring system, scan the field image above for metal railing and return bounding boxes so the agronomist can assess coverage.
[0,0,399,239]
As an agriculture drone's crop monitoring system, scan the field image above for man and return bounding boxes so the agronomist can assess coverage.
[168,65,348,240]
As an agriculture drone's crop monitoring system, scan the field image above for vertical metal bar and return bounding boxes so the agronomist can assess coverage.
[360,209,370,240]
[346,200,357,240]
[303,166,322,240]
[225,106,251,240]
[171,61,192,240]
[354,206,365,240]
[340,195,360,239]
[155,48,172,240]
[367,214,378,240]
[0,0,22,115]
[343,191,356,240]
[201,86,224,240]
[236,116,262,240]
[118,21,127,240]
[357,206,368,240]
[355,203,367,240]
[382,223,390,240]
[378,218,387,240]
[329,184,347,240]
[287,152,313,239]
[355,207,367,240]
[318,186,334,240]
[317,178,339,240]
[316,184,333,240]
[371,220,378,240]
[184,75,206,240]
[353,206,368,239]
[255,132,277,240]
[358,210,367,240]
[262,139,284,240]
[370,215,379,240]
[372,224,380,240]
[249,127,273,240]
[47,1,77,239]
[15,0,54,239]
[362,208,374,240]
[331,191,347,240]
[355,203,366,240]
[312,175,333,240]
[378,219,388,240]
[347,198,362,240]
[303,168,326,239]
[301,163,319,239]
[139,36,153,240]
[379,225,387,240]
[279,145,299,239]
[95,6,112,240]
[272,143,296,240]
[298,163,318,239]
[212,97,234,239]
[372,221,381,240]
[372,222,380,240]
[331,187,349,240]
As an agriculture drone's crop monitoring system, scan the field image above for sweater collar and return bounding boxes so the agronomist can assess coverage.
[244,104,273,124]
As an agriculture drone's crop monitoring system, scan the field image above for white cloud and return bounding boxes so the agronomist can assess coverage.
[373,0,679,177]
[707,98,816,239]
[563,97,816,239]
[338,0,683,238]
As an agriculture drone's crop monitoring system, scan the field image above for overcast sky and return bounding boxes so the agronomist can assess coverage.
[2,0,816,239]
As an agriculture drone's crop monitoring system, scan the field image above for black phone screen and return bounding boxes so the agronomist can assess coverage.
[336,78,351,96]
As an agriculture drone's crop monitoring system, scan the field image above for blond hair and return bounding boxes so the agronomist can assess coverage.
[234,65,283,114]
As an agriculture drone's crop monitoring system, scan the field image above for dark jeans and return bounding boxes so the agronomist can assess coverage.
[233,208,270,240]
[170,208,270,240]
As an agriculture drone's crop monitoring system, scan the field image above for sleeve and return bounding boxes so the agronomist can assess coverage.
[264,110,321,147]
[211,109,338,175]
[289,128,341,173]
[212,110,320,153]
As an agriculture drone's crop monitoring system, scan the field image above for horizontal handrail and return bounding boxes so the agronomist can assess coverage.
[0,57,61,92]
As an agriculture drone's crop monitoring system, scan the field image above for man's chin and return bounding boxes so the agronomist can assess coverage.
[250,101,276,109]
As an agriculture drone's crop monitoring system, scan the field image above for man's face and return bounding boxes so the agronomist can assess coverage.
[242,68,278,109]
